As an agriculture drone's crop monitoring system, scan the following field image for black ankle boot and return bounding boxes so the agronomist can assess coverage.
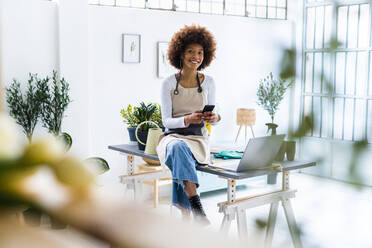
[189,195,210,226]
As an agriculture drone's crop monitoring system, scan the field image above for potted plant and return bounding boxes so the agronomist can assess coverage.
[120,104,139,143]
[38,71,72,151]
[256,72,294,135]
[133,102,162,150]
[121,102,163,148]
[6,73,45,143]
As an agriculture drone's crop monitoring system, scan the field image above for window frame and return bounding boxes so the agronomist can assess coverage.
[89,0,288,20]
[301,0,372,143]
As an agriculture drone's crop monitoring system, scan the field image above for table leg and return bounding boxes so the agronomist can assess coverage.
[220,178,237,234]
[264,202,279,248]
[227,179,236,203]
[236,208,248,238]
[282,198,303,248]
[220,212,234,233]
[282,171,290,191]
[154,179,159,208]
[134,179,143,201]
[127,155,136,199]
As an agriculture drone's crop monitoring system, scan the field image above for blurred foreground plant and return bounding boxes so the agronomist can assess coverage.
[0,112,248,247]
[0,113,94,209]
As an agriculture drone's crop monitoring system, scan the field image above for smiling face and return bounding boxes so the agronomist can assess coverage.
[181,43,204,70]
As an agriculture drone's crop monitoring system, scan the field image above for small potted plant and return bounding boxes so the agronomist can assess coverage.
[133,102,160,150]
[120,104,139,143]
[256,72,294,135]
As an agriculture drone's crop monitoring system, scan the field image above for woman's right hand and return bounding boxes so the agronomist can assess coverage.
[184,110,203,125]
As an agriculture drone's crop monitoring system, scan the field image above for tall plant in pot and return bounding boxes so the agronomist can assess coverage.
[120,104,139,143]
[38,71,72,151]
[256,72,294,135]
[5,73,45,143]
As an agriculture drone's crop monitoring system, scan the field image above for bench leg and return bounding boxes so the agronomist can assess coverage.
[282,198,303,248]
[237,208,248,238]
[264,202,279,248]
[220,212,234,233]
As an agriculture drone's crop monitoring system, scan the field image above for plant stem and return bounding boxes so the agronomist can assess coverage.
[27,133,32,144]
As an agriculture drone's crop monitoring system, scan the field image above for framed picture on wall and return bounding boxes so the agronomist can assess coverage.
[122,34,141,63]
[157,42,177,78]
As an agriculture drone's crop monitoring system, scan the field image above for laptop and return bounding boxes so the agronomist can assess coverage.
[209,135,285,172]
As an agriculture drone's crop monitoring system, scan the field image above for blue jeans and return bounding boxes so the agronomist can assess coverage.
[165,139,199,210]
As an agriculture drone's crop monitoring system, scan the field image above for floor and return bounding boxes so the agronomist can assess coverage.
[32,172,372,248]
[151,172,372,248]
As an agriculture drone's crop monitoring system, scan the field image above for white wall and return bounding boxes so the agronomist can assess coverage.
[0,0,58,88]
[58,0,91,157]
[0,0,59,142]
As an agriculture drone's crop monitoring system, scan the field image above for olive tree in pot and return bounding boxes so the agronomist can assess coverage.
[5,74,45,143]
[256,72,294,135]
[37,71,72,151]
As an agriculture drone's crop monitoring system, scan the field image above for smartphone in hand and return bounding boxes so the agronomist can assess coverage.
[202,105,215,113]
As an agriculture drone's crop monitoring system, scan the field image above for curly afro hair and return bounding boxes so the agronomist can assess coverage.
[168,24,216,71]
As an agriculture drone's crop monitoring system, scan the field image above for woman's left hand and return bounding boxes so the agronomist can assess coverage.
[202,112,219,123]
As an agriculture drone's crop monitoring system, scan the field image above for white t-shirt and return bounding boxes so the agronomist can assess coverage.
[161,74,216,129]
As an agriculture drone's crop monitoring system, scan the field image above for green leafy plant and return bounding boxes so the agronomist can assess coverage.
[133,102,158,131]
[5,74,45,143]
[120,104,139,128]
[38,71,71,136]
[256,72,294,123]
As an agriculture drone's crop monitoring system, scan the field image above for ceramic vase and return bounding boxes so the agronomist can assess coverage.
[286,141,296,161]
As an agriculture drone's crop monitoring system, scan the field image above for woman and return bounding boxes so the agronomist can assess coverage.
[156,25,220,225]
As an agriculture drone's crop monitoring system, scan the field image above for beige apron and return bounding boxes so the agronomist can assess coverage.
[156,84,210,166]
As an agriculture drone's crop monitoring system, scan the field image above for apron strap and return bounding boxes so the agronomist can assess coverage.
[174,72,203,95]
[196,72,203,93]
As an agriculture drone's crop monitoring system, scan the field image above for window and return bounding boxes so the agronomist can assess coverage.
[246,0,287,19]
[89,0,287,20]
[147,0,173,9]
[302,1,372,143]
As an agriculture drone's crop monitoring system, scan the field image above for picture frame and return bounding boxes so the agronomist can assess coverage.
[122,34,141,63]
[157,41,177,78]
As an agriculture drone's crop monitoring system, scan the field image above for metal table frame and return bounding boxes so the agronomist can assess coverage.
[109,144,315,248]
